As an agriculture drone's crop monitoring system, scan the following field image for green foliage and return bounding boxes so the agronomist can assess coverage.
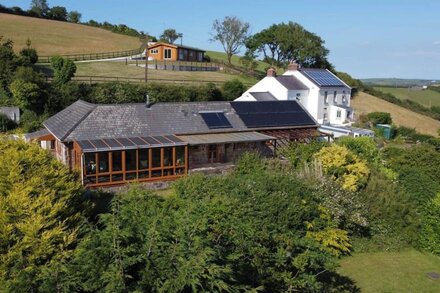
[70,154,357,291]
[282,140,329,168]
[419,193,440,255]
[29,0,49,17]
[0,37,19,90]
[47,6,67,21]
[315,145,370,191]
[245,22,331,69]
[67,10,81,23]
[221,78,246,100]
[336,136,379,164]
[211,16,250,64]
[10,79,42,110]
[0,137,86,292]
[159,28,180,44]
[50,56,77,84]
[366,112,392,125]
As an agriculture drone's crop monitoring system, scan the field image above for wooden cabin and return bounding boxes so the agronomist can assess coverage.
[147,42,205,62]
[28,100,319,188]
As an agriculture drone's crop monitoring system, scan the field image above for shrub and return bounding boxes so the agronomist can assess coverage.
[366,112,392,125]
[50,56,76,84]
[419,193,440,255]
[222,79,245,100]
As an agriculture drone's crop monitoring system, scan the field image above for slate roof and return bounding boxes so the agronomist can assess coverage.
[275,75,309,90]
[24,128,50,141]
[248,92,277,101]
[43,100,318,142]
[43,100,96,141]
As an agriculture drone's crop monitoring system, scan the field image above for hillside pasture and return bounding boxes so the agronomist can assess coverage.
[374,86,440,108]
[352,92,440,136]
[0,13,141,55]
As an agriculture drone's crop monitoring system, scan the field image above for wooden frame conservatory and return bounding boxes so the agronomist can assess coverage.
[72,135,188,188]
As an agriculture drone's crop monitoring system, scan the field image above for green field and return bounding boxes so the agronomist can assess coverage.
[37,61,257,86]
[0,13,141,55]
[375,86,440,108]
[339,250,440,292]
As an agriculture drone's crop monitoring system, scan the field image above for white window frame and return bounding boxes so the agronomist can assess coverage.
[336,110,342,119]
[164,48,172,59]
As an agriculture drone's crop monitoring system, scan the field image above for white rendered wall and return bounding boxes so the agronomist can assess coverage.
[237,77,288,101]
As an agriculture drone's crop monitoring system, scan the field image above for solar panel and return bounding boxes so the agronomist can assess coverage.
[231,101,316,128]
[200,112,233,129]
[300,69,345,87]
[142,136,161,145]
[164,135,184,143]
[77,140,95,152]
[151,136,172,144]
[130,137,150,147]
[116,137,136,148]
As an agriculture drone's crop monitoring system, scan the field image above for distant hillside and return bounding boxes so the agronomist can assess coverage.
[0,13,141,55]
[374,86,440,108]
[352,92,440,136]
[362,78,439,87]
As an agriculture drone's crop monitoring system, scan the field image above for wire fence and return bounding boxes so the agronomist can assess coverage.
[37,48,144,63]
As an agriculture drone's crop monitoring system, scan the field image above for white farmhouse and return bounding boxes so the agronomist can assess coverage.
[236,63,353,126]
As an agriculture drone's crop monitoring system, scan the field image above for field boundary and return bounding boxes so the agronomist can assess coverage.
[46,75,254,87]
[37,47,143,63]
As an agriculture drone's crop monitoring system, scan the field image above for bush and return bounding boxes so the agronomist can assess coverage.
[336,136,379,164]
[366,112,392,125]
[419,193,440,255]
[222,79,246,100]
[19,47,38,65]
[50,56,76,84]
[0,113,17,131]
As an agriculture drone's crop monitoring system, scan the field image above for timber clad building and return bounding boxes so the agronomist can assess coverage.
[28,100,319,188]
[147,42,205,62]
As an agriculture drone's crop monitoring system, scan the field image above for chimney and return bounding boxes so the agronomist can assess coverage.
[287,61,299,71]
[266,67,276,77]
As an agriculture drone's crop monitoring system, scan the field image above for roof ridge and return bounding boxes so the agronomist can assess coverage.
[60,101,97,141]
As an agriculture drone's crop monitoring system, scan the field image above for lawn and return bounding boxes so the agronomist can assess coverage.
[352,92,440,136]
[375,86,440,108]
[69,61,257,86]
[0,13,141,55]
[339,250,440,292]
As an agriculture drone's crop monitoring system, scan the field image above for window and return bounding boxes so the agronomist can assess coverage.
[296,93,301,101]
[179,49,184,60]
[197,52,203,61]
[150,49,158,54]
[111,151,122,172]
[342,91,347,103]
[208,145,217,162]
[324,91,328,104]
[336,110,342,119]
[152,148,161,168]
[85,153,96,175]
[138,149,149,170]
[175,147,185,166]
[333,91,337,103]
[125,150,137,171]
[163,148,173,167]
[323,113,328,121]
[98,152,109,173]
[50,140,56,150]
[164,48,172,59]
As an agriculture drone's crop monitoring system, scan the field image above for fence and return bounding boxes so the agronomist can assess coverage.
[46,75,254,87]
[37,48,144,63]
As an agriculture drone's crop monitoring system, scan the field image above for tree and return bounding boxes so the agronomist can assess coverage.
[67,10,81,23]
[159,28,180,44]
[19,39,38,65]
[50,56,77,84]
[245,22,331,68]
[0,37,19,90]
[29,0,49,17]
[0,138,85,292]
[211,16,250,64]
[47,6,67,21]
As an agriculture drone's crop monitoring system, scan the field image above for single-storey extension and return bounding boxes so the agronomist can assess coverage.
[27,100,319,188]
[147,42,205,62]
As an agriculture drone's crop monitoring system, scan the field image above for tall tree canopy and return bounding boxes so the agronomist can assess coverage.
[245,22,331,69]
[29,0,49,17]
[159,28,180,44]
[211,16,250,64]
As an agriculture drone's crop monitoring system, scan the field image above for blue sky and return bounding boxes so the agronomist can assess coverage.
[3,0,440,79]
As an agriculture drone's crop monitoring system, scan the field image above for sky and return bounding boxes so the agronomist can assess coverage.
[3,0,440,79]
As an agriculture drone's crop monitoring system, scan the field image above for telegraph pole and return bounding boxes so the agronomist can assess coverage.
[144,36,149,83]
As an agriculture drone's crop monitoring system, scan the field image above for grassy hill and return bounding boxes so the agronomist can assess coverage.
[0,13,141,55]
[352,92,440,136]
[362,78,439,87]
[374,86,440,108]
